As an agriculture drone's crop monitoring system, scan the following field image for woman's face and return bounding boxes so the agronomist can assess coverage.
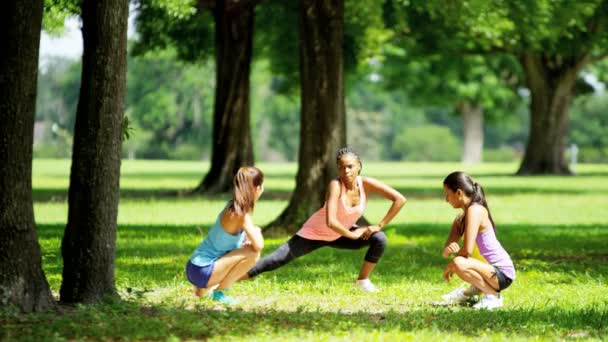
[443,184,461,208]
[337,154,360,183]
[443,184,468,209]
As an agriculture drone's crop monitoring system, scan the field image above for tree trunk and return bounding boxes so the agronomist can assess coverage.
[267,0,346,233]
[192,2,255,194]
[517,53,588,175]
[0,0,55,313]
[60,0,128,304]
[459,102,484,164]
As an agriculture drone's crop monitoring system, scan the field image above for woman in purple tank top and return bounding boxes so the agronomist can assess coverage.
[439,171,515,310]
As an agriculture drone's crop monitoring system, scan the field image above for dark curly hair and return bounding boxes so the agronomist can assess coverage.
[336,147,362,172]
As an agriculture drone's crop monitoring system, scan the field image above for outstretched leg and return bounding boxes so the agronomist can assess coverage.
[244,235,326,279]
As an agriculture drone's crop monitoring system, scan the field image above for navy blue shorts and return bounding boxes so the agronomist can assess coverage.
[186,260,215,288]
[492,266,513,292]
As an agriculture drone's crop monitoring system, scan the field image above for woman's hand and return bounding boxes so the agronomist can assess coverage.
[349,227,367,240]
[457,249,469,257]
[443,265,453,282]
[361,225,381,240]
[442,242,460,258]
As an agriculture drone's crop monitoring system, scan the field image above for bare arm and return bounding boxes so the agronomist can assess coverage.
[242,213,264,251]
[458,205,484,257]
[442,215,463,257]
[360,176,406,239]
[326,180,364,240]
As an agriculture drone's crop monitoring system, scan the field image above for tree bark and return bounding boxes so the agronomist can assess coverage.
[517,53,589,175]
[459,102,484,164]
[267,0,346,232]
[0,0,55,313]
[60,0,128,304]
[192,1,255,194]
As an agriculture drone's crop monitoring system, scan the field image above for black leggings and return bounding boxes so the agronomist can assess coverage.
[247,232,388,278]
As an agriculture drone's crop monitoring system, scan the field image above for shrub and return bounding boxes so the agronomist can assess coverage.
[393,124,461,161]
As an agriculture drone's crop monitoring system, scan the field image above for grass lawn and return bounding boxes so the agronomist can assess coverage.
[2,160,608,341]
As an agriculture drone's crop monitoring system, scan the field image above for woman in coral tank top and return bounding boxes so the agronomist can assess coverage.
[243,147,406,292]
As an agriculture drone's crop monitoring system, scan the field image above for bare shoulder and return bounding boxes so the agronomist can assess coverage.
[328,179,341,191]
[466,204,488,218]
[361,176,386,189]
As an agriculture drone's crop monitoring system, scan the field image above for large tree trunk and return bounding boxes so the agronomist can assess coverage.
[60,0,128,304]
[267,0,346,233]
[459,102,484,164]
[192,1,255,194]
[0,0,55,313]
[517,53,589,175]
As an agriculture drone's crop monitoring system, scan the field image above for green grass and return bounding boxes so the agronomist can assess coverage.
[3,159,608,341]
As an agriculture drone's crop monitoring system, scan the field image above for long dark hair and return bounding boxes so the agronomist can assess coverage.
[443,171,496,235]
[229,166,264,215]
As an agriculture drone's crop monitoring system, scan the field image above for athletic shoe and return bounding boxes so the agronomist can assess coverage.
[472,294,503,310]
[211,290,239,305]
[436,287,470,306]
[355,278,380,292]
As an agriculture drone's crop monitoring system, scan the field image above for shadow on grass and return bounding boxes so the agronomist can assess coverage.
[37,222,608,288]
[2,299,607,340]
[24,222,608,340]
[32,185,607,203]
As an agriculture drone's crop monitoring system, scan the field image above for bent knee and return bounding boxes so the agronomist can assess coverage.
[450,256,470,271]
[370,231,387,246]
[242,245,261,261]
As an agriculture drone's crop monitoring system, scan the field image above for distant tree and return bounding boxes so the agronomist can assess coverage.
[264,0,388,231]
[60,0,128,304]
[0,0,55,312]
[381,50,522,164]
[126,51,214,159]
[266,0,346,231]
[389,0,608,174]
[135,0,257,193]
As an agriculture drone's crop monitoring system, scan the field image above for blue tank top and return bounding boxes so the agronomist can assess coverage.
[189,201,245,267]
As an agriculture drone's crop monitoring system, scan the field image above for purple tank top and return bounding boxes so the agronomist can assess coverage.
[476,227,516,279]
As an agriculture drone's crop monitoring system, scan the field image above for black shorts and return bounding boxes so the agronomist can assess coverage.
[492,266,513,292]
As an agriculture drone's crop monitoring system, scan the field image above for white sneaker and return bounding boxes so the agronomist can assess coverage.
[354,278,380,292]
[473,294,503,310]
[438,287,470,306]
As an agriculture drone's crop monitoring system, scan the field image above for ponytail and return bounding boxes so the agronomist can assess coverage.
[444,171,496,231]
[230,166,264,216]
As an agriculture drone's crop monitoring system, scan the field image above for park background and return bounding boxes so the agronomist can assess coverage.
[2,0,608,341]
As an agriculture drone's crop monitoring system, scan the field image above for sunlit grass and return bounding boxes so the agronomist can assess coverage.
[4,159,608,340]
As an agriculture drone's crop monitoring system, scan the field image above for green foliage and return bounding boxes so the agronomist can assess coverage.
[344,1,391,72]
[121,116,135,141]
[132,0,214,62]
[255,0,300,95]
[256,0,391,95]
[7,160,608,340]
[400,0,608,56]
[570,93,608,152]
[577,147,608,163]
[171,143,202,160]
[393,124,461,161]
[126,50,214,159]
[36,57,82,133]
[483,147,520,163]
[42,0,79,34]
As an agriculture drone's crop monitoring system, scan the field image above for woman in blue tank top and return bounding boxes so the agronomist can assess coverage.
[186,166,265,304]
